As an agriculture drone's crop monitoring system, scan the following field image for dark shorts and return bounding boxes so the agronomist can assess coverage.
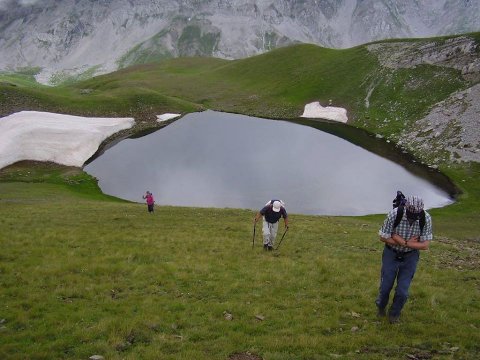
[147,204,154,212]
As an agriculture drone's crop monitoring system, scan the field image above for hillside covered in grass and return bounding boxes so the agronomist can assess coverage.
[1,33,478,165]
[0,163,479,360]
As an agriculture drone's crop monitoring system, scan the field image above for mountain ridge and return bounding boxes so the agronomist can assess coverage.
[0,0,479,84]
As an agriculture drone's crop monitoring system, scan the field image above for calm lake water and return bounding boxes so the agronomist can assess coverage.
[84,111,453,215]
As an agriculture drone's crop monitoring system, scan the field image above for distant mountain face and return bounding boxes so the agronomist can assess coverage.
[0,0,479,84]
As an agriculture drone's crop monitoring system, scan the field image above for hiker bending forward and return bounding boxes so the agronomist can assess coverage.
[254,200,288,251]
[376,196,432,323]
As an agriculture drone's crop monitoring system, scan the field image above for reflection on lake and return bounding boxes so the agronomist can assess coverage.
[84,111,453,215]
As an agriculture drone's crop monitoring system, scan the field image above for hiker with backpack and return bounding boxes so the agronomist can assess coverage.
[142,191,155,213]
[376,195,433,323]
[254,200,289,251]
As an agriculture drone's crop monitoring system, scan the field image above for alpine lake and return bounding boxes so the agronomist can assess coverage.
[84,110,456,216]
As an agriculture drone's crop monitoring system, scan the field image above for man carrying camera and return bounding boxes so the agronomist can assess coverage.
[376,195,433,323]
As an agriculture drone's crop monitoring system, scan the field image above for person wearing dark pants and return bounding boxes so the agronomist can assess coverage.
[376,196,432,323]
[142,191,155,213]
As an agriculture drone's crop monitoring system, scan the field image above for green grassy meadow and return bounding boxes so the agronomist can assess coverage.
[0,163,479,360]
[1,34,480,359]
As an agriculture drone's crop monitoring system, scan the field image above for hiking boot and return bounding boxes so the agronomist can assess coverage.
[388,315,400,324]
[376,307,386,317]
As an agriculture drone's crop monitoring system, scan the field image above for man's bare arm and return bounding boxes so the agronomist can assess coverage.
[406,239,430,250]
[380,235,399,246]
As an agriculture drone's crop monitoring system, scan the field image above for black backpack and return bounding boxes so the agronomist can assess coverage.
[393,205,426,234]
[392,191,406,209]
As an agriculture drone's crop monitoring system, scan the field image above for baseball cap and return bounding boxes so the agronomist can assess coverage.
[272,200,283,212]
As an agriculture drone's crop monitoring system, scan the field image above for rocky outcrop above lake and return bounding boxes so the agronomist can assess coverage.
[366,36,480,165]
[367,36,480,82]
[398,84,480,165]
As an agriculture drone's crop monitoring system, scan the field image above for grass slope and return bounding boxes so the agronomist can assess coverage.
[0,166,479,359]
[69,42,468,127]
[1,35,473,134]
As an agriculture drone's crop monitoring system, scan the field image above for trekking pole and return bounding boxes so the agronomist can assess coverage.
[252,222,256,249]
[275,227,289,250]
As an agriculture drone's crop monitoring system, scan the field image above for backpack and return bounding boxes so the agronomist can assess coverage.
[392,191,406,208]
[393,205,426,234]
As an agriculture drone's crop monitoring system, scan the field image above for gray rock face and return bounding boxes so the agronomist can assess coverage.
[367,36,480,81]
[0,0,479,83]
[365,36,480,165]
[398,84,480,164]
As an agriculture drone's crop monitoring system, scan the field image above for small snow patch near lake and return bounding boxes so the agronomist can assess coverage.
[157,113,181,122]
[0,111,134,170]
[301,102,348,123]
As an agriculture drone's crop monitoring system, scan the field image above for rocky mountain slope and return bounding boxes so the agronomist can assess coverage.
[364,35,480,166]
[0,0,479,84]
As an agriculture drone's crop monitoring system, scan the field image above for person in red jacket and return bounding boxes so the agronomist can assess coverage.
[142,191,155,213]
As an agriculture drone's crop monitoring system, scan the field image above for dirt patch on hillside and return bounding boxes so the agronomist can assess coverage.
[434,236,480,270]
[228,352,263,360]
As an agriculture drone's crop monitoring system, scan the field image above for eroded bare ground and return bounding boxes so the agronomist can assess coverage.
[359,344,463,359]
[432,236,480,271]
[228,345,466,359]
[228,352,263,360]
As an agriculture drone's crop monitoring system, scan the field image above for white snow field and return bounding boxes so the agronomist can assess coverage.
[0,111,135,170]
[156,113,181,122]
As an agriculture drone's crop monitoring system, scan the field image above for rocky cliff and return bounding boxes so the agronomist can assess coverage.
[365,35,480,165]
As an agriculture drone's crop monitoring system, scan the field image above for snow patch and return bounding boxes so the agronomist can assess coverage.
[0,111,135,170]
[157,113,181,122]
[301,102,348,123]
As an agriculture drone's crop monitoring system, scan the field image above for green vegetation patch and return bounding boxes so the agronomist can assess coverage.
[431,162,480,240]
[357,65,466,136]
[13,66,42,76]
[178,25,220,56]
[49,65,104,86]
[0,161,118,201]
[117,29,174,69]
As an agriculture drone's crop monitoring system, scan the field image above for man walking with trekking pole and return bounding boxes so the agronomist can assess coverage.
[254,200,288,251]
[376,195,433,324]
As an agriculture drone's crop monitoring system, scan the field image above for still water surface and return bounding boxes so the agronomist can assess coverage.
[84,111,453,215]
